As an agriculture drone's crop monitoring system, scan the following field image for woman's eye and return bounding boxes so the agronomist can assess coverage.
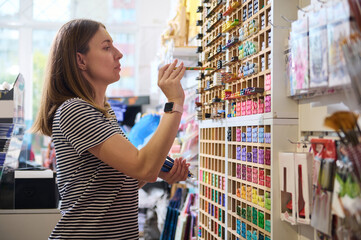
[104,47,110,50]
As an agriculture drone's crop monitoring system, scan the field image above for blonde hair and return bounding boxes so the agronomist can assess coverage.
[32,19,111,136]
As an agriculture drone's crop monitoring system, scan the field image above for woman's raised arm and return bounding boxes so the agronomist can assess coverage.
[88,60,186,182]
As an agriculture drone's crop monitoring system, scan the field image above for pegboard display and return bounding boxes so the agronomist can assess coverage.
[198,0,227,120]
[197,1,273,239]
[224,0,272,119]
[197,0,272,120]
[197,0,299,239]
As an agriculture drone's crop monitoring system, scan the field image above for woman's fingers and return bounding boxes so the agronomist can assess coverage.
[169,62,184,79]
[181,159,188,180]
[157,59,185,103]
[175,66,186,82]
[177,158,185,179]
[161,157,190,184]
[162,59,178,80]
[158,63,170,81]
[168,157,179,179]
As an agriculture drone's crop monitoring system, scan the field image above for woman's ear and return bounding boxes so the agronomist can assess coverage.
[76,52,87,71]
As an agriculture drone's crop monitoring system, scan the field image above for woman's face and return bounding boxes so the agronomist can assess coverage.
[79,27,123,87]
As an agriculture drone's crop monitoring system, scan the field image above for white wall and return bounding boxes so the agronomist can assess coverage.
[135,0,174,97]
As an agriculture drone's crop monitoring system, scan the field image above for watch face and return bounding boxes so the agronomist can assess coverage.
[164,102,174,112]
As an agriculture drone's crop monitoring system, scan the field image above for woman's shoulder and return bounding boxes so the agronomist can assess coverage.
[56,98,97,116]
[61,97,89,107]
[59,98,95,111]
[57,98,114,120]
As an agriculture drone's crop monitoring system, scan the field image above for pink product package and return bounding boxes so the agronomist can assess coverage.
[265,95,271,113]
[265,74,271,91]
[237,164,242,178]
[258,98,264,113]
[236,102,242,116]
[236,129,242,142]
[246,100,253,115]
[265,149,271,165]
[241,101,246,116]
[252,99,258,114]
[247,166,252,182]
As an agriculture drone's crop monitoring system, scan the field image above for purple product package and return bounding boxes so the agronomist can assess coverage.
[247,152,252,162]
[252,148,258,163]
[258,149,264,164]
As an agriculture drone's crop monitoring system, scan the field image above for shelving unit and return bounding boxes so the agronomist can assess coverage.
[0,74,25,179]
[0,74,26,210]
[197,0,301,239]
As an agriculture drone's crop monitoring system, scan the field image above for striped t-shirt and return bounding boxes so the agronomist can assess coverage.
[49,98,139,239]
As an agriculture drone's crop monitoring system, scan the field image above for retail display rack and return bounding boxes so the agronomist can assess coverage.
[196,0,301,240]
[0,74,25,180]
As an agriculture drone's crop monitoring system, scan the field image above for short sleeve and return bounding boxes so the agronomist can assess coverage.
[58,99,119,156]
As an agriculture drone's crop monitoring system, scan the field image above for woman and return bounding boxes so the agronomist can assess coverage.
[32,19,188,239]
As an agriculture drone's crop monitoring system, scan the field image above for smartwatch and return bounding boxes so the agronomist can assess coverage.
[164,102,183,114]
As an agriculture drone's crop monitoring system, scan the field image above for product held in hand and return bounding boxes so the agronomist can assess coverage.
[174,67,215,71]
[161,156,193,178]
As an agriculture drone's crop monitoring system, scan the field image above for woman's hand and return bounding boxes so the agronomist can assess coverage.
[158,157,190,185]
[158,59,186,105]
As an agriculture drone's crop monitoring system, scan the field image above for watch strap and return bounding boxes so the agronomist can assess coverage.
[164,102,183,114]
[171,103,183,114]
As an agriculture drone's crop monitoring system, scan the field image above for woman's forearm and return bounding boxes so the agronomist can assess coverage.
[138,111,182,181]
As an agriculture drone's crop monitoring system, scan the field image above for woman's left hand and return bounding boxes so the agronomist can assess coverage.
[158,157,190,184]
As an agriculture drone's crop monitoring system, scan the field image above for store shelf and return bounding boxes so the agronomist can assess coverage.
[228,176,271,192]
[228,193,271,215]
[199,222,223,240]
[200,139,227,144]
[199,152,226,159]
[200,180,226,194]
[228,158,271,170]
[199,166,225,176]
[228,141,271,148]
[228,228,244,239]
[173,46,198,58]
[228,210,271,236]
[200,195,226,212]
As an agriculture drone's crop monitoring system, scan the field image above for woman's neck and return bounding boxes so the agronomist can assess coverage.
[93,86,107,107]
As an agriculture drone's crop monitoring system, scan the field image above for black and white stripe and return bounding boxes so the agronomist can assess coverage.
[49,98,139,239]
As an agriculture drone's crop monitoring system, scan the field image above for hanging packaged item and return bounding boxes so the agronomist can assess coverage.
[310,139,337,236]
[327,0,354,87]
[323,110,361,238]
[290,14,309,94]
[294,153,313,224]
[309,7,328,88]
[278,152,313,225]
[332,160,361,239]
[279,152,297,225]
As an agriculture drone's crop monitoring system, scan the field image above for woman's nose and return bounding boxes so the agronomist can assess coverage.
[115,48,123,60]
